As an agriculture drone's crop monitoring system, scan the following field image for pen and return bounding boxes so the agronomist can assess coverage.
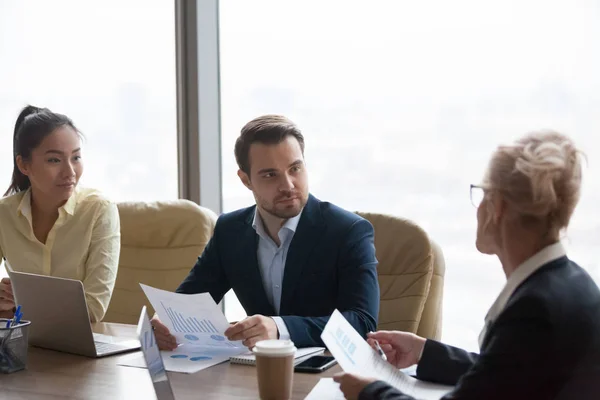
[13,305,21,325]
[373,339,387,361]
[8,305,21,328]
[16,305,22,323]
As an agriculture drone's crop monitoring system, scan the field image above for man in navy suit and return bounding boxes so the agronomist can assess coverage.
[152,115,380,349]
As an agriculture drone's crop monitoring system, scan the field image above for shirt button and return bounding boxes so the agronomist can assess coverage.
[275,285,280,289]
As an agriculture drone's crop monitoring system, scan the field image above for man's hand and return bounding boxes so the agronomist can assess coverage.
[150,314,178,351]
[224,315,279,349]
[0,278,15,312]
[367,330,426,369]
[333,372,377,400]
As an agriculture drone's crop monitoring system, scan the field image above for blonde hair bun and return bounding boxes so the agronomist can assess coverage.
[487,130,584,236]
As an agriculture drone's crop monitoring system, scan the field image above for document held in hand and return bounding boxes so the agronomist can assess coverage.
[135,284,245,374]
[140,283,242,349]
[321,310,453,400]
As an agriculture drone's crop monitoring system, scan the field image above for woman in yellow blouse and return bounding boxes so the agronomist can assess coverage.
[0,105,120,322]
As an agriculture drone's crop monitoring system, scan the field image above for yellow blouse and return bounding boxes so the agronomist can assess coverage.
[0,187,120,322]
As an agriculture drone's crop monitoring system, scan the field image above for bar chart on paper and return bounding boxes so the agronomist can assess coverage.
[142,330,156,350]
[140,283,243,351]
[161,302,219,334]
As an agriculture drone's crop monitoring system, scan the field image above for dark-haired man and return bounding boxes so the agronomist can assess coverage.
[152,115,380,348]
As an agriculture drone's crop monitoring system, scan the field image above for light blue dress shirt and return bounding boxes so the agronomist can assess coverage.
[252,209,302,341]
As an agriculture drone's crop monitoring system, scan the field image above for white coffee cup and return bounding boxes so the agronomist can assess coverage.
[252,340,297,400]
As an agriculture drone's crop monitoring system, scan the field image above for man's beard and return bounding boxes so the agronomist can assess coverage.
[261,193,306,219]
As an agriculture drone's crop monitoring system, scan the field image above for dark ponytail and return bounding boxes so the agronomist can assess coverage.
[4,105,79,197]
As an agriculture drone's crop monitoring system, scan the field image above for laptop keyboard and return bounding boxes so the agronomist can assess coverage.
[94,341,129,354]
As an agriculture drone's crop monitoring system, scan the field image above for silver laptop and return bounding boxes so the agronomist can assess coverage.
[138,306,176,400]
[8,269,140,357]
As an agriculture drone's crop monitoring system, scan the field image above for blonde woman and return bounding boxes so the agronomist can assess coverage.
[0,105,120,322]
[334,131,600,400]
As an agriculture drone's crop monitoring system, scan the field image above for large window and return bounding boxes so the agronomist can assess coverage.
[220,0,600,350]
[0,1,177,277]
[0,1,177,202]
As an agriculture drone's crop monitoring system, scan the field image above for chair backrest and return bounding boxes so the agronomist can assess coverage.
[416,239,445,340]
[103,200,217,324]
[356,212,443,339]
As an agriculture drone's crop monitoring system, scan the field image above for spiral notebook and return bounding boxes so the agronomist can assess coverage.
[229,347,325,366]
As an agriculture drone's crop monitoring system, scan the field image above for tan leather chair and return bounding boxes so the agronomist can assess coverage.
[356,212,444,340]
[103,200,218,324]
[416,240,445,340]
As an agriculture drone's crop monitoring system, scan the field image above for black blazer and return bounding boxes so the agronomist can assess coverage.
[361,256,600,400]
[176,194,380,347]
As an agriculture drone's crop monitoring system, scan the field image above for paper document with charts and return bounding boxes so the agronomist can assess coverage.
[320,310,453,400]
[120,284,245,374]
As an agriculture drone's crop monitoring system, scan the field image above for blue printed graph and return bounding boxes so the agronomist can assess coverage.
[169,354,213,362]
[331,326,357,365]
[348,342,357,356]
[185,334,199,341]
[143,330,155,350]
[210,334,225,341]
[161,302,219,334]
[190,356,212,361]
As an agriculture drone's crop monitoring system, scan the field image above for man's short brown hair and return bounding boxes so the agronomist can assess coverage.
[234,115,305,174]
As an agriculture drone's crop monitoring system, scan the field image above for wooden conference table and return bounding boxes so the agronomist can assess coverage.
[0,322,342,399]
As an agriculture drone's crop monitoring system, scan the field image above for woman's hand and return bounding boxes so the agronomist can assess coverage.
[0,278,15,313]
[333,372,377,400]
[367,330,426,369]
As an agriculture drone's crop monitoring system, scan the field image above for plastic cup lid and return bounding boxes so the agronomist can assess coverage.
[252,339,297,356]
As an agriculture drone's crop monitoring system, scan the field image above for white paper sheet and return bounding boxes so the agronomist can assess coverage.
[117,348,234,374]
[140,284,243,350]
[305,378,345,400]
[321,310,453,400]
[136,307,170,384]
[130,284,246,373]
[117,333,243,374]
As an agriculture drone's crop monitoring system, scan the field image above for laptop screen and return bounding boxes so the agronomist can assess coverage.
[137,306,176,400]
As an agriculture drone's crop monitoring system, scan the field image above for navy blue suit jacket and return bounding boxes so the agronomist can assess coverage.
[360,257,600,400]
[177,194,380,347]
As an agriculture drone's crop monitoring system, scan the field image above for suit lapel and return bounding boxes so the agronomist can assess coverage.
[280,195,325,314]
[478,319,491,349]
[237,210,275,315]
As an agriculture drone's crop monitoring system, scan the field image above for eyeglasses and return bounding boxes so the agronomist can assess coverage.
[470,184,485,208]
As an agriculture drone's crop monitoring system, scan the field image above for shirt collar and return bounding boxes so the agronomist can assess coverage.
[485,241,567,323]
[16,189,32,219]
[16,188,78,218]
[62,190,77,216]
[252,207,303,242]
